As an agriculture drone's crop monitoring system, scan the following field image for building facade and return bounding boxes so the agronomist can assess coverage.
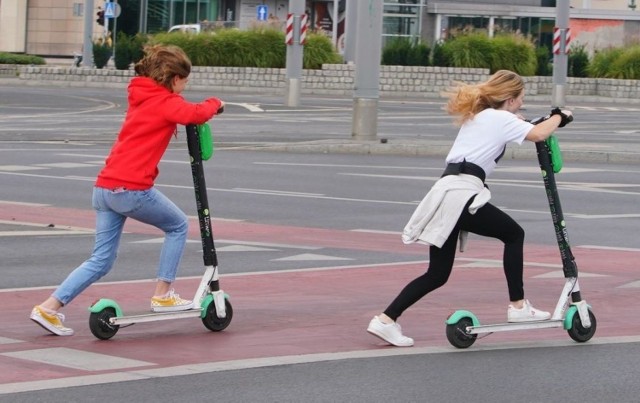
[1,0,639,58]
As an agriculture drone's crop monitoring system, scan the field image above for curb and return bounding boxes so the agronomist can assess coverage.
[216,139,639,165]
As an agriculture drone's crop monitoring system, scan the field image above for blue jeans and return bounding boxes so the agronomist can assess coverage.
[53,187,189,305]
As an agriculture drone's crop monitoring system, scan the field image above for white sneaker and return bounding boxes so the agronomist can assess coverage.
[507,300,551,322]
[366,316,414,347]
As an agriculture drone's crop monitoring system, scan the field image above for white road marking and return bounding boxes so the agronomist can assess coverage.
[1,347,154,371]
[618,280,640,288]
[0,336,22,345]
[272,253,353,262]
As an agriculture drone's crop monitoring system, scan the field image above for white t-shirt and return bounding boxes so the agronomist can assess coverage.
[445,108,534,177]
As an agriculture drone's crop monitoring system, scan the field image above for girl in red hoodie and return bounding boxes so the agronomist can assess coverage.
[31,45,224,336]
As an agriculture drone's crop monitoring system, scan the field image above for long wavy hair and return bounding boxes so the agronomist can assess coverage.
[444,70,525,125]
[134,44,191,91]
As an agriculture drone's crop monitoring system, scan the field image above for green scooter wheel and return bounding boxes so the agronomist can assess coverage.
[202,298,233,332]
[567,309,597,343]
[89,308,119,340]
[446,317,477,349]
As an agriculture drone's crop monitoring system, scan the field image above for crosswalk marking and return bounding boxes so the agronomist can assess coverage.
[0,336,22,345]
[0,165,45,172]
[272,253,353,261]
[1,347,154,371]
[35,162,99,168]
[618,280,640,288]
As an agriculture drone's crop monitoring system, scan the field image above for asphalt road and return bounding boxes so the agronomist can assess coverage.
[1,86,639,402]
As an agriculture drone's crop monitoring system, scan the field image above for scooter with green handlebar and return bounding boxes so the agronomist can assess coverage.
[88,108,233,340]
[445,110,596,349]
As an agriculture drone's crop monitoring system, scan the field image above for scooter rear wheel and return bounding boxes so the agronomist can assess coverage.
[567,309,596,342]
[202,298,233,331]
[446,317,477,349]
[89,308,120,340]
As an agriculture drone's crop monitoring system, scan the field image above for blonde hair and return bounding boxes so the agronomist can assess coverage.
[134,44,191,90]
[444,70,525,125]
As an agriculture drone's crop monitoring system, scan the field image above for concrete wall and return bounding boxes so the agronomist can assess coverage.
[0,0,28,53]
[8,63,640,102]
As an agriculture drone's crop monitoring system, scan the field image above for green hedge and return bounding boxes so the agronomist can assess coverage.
[149,27,340,69]
[0,52,45,65]
[381,38,430,66]
[440,33,536,76]
[588,45,640,79]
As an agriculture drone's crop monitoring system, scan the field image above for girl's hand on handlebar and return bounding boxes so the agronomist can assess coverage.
[551,108,573,128]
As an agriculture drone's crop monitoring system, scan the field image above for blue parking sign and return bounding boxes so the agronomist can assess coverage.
[257,5,268,21]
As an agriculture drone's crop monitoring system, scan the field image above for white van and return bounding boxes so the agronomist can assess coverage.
[168,24,201,34]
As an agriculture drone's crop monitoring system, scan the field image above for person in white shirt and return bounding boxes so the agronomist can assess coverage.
[367,70,573,347]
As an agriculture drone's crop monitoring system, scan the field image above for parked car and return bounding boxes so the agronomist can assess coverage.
[168,24,201,33]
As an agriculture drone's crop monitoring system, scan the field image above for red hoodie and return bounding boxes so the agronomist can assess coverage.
[96,76,222,190]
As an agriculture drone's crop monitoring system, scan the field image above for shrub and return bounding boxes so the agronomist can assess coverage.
[431,41,450,67]
[302,32,341,69]
[442,33,493,70]
[381,38,430,66]
[113,32,148,70]
[568,43,589,77]
[588,47,623,78]
[114,32,131,70]
[439,32,537,75]
[129,34,147,64]
[92,38,112,69]
[609,45,640,79]
[0,52,45,65]
[151,28,339,69]
[535,46,552,76]
[491,34,536,76]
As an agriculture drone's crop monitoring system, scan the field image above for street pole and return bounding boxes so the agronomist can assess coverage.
[351,0,383,140]
[82,0,94,67]
[552,0,570,108]
[285,0,305,107]
[343,0,356,63]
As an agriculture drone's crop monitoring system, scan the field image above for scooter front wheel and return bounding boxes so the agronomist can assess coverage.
[567,309,597,342]
[89,308,120,340]
[202,298,233,331]
[446,317,477,349]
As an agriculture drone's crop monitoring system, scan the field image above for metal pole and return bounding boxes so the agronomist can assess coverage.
[343,0,356,63]
[285,0,305,107]
[552,0,570,108]
[82,0,94,67]
[332,0,339,47]
[351,0,383,140]
[112,1,118,67]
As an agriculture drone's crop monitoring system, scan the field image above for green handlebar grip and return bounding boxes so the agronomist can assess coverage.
[546,135,563,173]
[197,123,214,161]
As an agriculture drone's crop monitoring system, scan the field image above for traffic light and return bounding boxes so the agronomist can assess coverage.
[96,10,105,26]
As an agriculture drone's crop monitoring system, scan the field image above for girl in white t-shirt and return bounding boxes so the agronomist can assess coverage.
[367,70,573,347]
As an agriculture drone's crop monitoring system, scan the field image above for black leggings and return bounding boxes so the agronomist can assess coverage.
[384,201,525,321]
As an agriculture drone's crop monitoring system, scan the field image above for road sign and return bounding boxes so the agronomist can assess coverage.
[257,5,268,21]
[104,1,115,18]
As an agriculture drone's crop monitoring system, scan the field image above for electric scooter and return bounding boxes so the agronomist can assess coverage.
[445,112,597,349]
[88,120,233,340]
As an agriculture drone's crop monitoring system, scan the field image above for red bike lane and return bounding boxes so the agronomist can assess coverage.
[1,202,638,391]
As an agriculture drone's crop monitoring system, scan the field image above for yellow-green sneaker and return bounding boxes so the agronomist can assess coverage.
[30,305,74,336]
[150,289,193,312]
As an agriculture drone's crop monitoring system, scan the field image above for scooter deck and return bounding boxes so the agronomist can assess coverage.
[110,308,204,326]
[466,319,564,335]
